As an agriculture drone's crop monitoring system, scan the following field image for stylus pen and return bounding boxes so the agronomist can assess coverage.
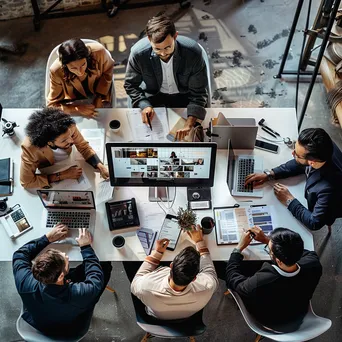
[146,113,153,131]
[261,127,277,138]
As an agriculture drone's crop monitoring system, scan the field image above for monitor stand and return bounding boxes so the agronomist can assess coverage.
[149,187,175,202]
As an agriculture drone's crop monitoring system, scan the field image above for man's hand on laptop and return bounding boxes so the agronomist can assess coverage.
[75,228,92,247]
[249,226,270,244]
[187,224,204,244]
[245,173,268,187]
[46,223,68,243]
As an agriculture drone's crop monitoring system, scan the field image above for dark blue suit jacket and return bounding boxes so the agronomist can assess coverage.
[124,36,208,120]
[273,143,342,230]
[12,236,104,337]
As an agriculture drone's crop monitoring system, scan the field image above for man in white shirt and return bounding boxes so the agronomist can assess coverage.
[131,225,218,320]
[124,14,209,141]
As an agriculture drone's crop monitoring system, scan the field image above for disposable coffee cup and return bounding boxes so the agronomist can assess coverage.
[201,216,215,235]
[109,119,121,133]
[112,235,125,249]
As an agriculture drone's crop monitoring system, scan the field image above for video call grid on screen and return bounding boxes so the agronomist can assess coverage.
[38,191,95,209]
[111,147,211,179]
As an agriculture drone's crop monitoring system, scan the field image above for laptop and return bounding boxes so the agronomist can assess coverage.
[37,190,96,245]
[226,140,264,197]
[210,114,258,149]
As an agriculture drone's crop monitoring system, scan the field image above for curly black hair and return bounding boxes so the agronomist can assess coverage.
[26,107,75,147]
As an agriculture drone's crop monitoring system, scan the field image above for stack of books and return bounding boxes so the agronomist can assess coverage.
[0,158,14,196]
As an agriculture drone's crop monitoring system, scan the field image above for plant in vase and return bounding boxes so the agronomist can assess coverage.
[177,207,197,232]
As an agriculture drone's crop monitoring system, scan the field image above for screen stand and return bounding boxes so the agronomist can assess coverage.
[149,187,175,202]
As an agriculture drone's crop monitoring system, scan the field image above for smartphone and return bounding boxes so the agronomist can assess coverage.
[158,214,181,251]
[255,139,279,154]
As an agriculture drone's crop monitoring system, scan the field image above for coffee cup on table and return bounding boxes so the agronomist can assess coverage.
[112,235,125,249]
[109,119,121,133]
[201,216,215,235]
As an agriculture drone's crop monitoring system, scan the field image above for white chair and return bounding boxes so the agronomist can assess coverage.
[197,42,212,108]
[45,38,116,107]
[16,307,88,342]
[227,289,332,342]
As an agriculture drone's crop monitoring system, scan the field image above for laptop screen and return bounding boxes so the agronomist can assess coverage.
[226,140,235,192]
[37,190,95,209]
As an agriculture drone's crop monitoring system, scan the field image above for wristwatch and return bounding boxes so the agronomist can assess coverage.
[286,198,294,207]
[263,169,274,181]
[232,248,242,254]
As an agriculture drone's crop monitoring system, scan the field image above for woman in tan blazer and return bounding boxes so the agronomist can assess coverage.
[20,107,109,189]
[47,38,115,118]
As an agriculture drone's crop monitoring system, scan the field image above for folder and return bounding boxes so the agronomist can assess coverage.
[0,158,14,197]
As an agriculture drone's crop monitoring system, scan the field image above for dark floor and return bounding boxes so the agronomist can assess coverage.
[1,0,342,341]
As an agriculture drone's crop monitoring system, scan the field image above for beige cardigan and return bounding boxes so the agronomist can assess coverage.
[47,42,115,107]
[20,125,97,189]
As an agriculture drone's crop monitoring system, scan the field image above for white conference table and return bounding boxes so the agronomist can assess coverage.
[0,107,313,262]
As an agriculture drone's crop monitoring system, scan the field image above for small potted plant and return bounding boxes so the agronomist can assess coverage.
[177,207,197,232]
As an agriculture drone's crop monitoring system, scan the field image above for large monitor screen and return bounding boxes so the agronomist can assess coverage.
[106,142,217,187]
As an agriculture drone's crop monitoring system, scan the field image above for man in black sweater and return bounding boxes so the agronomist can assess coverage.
[226,227,322,332]
[12,224,112,338]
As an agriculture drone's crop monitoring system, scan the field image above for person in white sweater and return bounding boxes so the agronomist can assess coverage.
[131,225,218,320]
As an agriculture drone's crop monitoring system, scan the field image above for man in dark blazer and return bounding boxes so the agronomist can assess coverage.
[226,227,322,331]
[13,224,112,338]
[245,128,342,230]
[124,14,208,141]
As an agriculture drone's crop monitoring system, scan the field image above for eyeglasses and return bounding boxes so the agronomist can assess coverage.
[292,143,306,160]
[264,244,272,256]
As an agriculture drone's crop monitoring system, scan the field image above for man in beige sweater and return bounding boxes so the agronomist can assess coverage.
[131,225,218,320]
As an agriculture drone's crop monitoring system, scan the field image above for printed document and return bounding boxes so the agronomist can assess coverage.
[75,129,105,161]
[214,205,276,245]
[127,107,169,141]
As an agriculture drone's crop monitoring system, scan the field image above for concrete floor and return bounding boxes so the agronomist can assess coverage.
[1,0,342,341]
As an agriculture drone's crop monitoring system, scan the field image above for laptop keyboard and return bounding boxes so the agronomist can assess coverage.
[237,159,254,193]
[46,211,90,229]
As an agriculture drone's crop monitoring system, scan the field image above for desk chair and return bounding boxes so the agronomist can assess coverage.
[16,307,89,342]
[131,294,206,342]
[225,290,332,342]
[198,43,212,108]
[45,39,116,107]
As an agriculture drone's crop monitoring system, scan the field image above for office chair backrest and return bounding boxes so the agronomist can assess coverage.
[198,43,212,108]
[228,289,332,341]
[131,294,206,338]
[16,307,88,342]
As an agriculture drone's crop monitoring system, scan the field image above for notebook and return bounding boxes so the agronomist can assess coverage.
[0,158,14,197]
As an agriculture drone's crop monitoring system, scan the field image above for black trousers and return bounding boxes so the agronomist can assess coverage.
[134,92,191,109]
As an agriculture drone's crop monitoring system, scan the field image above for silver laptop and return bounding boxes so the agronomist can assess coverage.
[226,140,263,197]
[37,190,96,245]
[211,115,258,149]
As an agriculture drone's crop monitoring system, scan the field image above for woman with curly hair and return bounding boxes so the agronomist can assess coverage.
[20,107,109,189]
[47,38,115,118]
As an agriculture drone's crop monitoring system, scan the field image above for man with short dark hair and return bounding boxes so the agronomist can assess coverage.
[13,224,112,338]
[124,14,208,141]
[226,227,322,331]
[245,128,342,230]
[131,225,218,320]
[20,107,109,189]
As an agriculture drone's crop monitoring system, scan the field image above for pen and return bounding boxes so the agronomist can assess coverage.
[261,127,277,138]
[146,113,153,131]
[264,125,281,137]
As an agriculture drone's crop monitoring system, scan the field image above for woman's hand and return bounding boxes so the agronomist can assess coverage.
[97,163,109,180]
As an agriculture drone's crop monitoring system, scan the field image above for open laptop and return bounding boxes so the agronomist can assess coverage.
[226,140,264,197]
[37,190,96,245]
[211,113,258,149]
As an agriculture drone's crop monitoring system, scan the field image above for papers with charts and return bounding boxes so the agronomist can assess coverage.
[127,108,169,141]
[214,205,277,245]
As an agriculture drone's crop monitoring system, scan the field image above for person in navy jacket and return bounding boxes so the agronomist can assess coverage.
[245,128,342,230]
[12,224,112,338]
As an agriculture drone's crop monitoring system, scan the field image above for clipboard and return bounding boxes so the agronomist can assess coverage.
[213,204,276,245]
